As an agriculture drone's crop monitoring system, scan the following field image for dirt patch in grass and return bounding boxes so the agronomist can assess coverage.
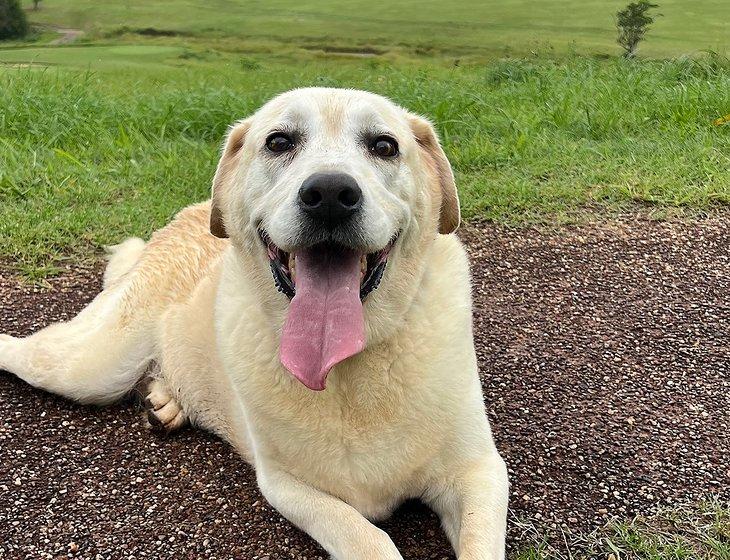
[104,26,191,38]
[0,216,728,558]
[49,28,84,45]
[301,44,385,55]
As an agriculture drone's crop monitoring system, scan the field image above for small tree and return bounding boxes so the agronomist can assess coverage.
[616,1,660,58]
[0,0,28,40]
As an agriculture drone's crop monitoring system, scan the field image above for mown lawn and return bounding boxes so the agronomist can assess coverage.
[21,0,730,58]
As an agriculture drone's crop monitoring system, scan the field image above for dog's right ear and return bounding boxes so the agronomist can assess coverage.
[210,119,252,239]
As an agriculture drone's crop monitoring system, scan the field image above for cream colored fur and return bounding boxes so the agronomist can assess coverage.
[0,88,508,560]
[102,237,146,289]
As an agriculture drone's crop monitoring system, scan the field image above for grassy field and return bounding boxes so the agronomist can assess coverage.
[1,52,728,277]
[20,0,730,59]
[0,2,724,278]
[1,0,727,280]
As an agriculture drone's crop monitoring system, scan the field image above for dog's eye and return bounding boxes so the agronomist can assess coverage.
[370,136,399,158]
[266,133,294,153]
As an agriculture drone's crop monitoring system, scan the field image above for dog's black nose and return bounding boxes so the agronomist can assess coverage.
[299,172,362,225]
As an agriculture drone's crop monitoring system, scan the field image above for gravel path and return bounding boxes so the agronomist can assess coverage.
[1,217,728,559]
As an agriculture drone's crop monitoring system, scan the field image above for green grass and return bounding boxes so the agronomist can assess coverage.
[0,44,185,69]
[1,2,729,279]
[516,499,730,560]
[21,0,730,59]
[1,2,726,276]
[1,53,729,276]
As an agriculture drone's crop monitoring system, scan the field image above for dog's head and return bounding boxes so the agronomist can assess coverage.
[210,88,459,390]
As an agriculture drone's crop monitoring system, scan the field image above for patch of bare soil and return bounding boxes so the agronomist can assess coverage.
[49,28,84,46]
[1,216,728,559]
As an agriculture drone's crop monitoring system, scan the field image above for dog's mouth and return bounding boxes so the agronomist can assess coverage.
[261,232,394,301]
[259,230,396,392]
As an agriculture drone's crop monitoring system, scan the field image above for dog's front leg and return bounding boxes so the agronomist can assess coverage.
[257,464,404,560]
[428,451,509,560]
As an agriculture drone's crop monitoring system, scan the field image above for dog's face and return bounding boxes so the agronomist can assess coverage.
[210,88,459,390]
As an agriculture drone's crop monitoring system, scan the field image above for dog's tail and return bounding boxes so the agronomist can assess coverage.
[0,238,153,404]
[0,202,223,406]
[103,237,146,289]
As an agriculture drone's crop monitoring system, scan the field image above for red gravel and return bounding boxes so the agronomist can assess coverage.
[1,216,728,559]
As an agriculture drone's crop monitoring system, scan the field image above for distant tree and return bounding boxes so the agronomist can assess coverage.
[616,1,660,58]
[0,0,28,40]
[33,0,40,10]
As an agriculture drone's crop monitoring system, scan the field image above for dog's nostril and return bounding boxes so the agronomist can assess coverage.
[300,188,322,207]
[338,187,360,208]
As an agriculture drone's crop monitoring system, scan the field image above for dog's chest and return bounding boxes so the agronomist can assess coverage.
[216,261,472,516]
[262,397,431,516]
[242,356,450,517]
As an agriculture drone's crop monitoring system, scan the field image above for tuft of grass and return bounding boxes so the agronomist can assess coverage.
[0,54,729,277]
[513,499,730,560]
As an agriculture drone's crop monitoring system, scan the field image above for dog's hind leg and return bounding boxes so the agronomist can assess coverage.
[137,268,251,458]
[1,202,226,408]
[103,237,146,289]
[0,237,148,403]
[0,287,156,405]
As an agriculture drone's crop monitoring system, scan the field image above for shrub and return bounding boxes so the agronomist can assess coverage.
[0,0,28,40]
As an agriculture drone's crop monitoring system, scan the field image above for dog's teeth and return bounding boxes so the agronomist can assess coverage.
[289,254,296,284]
[360,255,367,280]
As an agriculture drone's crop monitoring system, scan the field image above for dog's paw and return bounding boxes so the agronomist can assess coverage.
[0,334,20,372]
[141,377,188,433]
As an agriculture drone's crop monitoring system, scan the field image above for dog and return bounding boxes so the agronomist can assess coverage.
[0,88,508,560]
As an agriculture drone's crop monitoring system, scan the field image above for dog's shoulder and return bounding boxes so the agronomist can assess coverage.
[418,233,472,319]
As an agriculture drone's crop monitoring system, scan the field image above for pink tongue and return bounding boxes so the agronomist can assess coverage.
[280,246,365,391]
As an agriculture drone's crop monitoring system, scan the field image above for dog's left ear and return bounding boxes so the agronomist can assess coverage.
[210,118,252,239]
[409,115,460,234]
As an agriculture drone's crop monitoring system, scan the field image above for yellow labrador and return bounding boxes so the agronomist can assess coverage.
[1,88,508,560]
